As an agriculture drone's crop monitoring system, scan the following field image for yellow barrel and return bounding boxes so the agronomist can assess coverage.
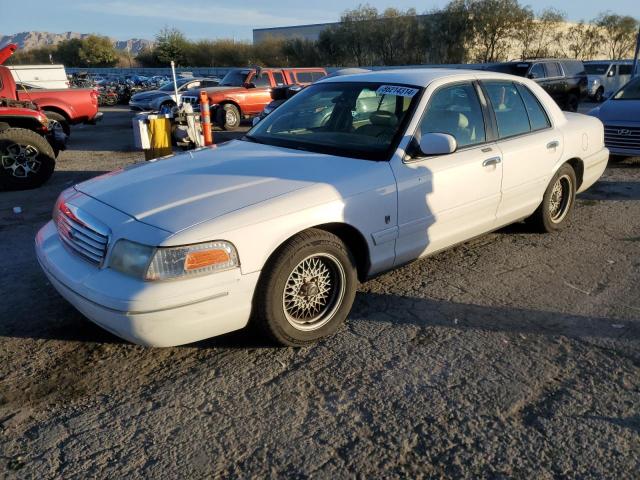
[145,117,172,160]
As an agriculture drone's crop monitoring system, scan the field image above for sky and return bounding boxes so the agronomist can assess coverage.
[1,0,638,41]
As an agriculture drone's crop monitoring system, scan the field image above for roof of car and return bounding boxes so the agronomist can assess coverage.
[318,68,516,87]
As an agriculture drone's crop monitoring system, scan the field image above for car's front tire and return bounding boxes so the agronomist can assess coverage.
[528,163,577,233]
[254,229,358,346]
[0,128,56,190]
[218,104,241,131]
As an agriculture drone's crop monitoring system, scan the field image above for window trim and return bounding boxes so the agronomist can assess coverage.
[404,80,493,162]
[479,80,554,142]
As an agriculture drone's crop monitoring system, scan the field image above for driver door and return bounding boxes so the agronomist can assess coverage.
[392,82,503,265]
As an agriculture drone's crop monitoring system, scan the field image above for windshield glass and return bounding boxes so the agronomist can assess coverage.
[158,79,189,92]
[585,63,610,75]
[245,81,421,160]
[220,69,251,86]
[613,76,640,100]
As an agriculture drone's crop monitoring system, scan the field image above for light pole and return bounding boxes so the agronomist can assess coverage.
[632,25,640,78]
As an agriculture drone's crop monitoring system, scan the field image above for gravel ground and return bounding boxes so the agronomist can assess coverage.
[0,106,639,479]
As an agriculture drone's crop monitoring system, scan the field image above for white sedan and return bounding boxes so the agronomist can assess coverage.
[35,69,609,347]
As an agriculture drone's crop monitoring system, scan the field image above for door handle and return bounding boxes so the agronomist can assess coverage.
[483,156,501,167]
[547,140,560,149]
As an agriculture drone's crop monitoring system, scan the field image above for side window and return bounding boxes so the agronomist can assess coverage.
[515,84,551,131]
[619,65,632,76]
[483,81,531,138]
[295,71,313,83]
[253,73,271,88]
[201,80,218,87]
[529,63,546,79]
[310,71,326,82]
[272,72,285,86]
[546,62,562,78]
[419,83,486,148]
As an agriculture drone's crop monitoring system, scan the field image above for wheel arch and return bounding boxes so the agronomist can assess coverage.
[219,100,242,115]
[41,106,69,121]
[565,157,584,189]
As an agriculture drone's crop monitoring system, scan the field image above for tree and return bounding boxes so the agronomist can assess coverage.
[423,0,473,64]
[561,21,604,60]
[467,0,530,63]
[78,35,118,67]
[337,5,379,66]
[596,13,639,59]
[54,38,84,66]
[516,8,566,60]
[154,27,190,65]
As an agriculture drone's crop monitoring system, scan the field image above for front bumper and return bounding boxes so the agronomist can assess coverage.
[84,112,103,125]
[35,220,260,347]
[129,100,151,111]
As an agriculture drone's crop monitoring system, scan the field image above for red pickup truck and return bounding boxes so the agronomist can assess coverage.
[181,67,327,130]
[0,43,101,135]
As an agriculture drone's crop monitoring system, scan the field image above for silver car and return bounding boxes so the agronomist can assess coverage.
[589,75,640,157]
[584,61,634,102]
[129,77,219,111]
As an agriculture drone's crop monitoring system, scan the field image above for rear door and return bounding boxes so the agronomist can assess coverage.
[480,80,562,224]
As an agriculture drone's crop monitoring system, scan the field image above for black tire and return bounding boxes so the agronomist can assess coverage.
[105,95,118,106]
[527,164,577,233]
[217,103,241,131]
[253,229,358,346]
[564,93,579,112]
[0,128,56,190]
[43,110,70,137]
[594,87,604,103]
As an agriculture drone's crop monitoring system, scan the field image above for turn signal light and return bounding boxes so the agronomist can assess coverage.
[185,249,230,271]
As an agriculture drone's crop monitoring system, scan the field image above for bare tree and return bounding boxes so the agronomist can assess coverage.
[596,13,639,59]
[516,8,567,60]
[561,22,604,60]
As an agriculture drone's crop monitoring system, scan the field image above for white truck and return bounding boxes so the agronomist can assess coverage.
[584,61,634,102]
[8,64,68,89]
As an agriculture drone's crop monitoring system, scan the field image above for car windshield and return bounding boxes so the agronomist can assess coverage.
[613,77,640,100]
[220,70,251,87]
[584,64,610,75]
[245,81,421,160]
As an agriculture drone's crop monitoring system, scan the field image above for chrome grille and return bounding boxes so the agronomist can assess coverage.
[56,208,109,265]
[182,96,199,105]
[604,125,640,150]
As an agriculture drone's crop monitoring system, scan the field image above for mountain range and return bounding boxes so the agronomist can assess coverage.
[0,31,153,54]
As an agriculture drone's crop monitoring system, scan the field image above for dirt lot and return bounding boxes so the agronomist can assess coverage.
[1,106,639,478]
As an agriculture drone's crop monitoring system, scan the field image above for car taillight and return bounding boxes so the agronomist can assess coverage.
[90,90,98,105]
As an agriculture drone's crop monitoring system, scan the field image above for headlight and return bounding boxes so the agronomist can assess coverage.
[109,239,239,280]
[110,239,155,278]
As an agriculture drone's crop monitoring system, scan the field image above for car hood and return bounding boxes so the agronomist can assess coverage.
[74,140,380,234]
[596,100,640,123]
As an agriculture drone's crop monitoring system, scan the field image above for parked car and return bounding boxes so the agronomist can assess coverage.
[128,77,219,111]
[584,60,635,102]
[0,44,101,137]
[36,68,608,347]
[0,99,65,190]
[481,59,587,112]
[588,75,640,158]
[181,67,327,130]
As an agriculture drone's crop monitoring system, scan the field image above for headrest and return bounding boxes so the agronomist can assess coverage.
[369,111,397,127]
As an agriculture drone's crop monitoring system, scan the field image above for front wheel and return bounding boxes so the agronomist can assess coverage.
[564,93,579,112]
[254,229,358,346]
[527,164,577,233]
[0,128,56,190]
[594,87,604,103]
[217,104,241,131]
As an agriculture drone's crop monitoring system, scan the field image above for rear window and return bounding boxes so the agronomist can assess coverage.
[545,62,563,78]
[295,72,314,83]
[484,63,530,77]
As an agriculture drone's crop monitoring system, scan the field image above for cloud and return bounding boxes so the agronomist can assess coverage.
[77,1,334,29]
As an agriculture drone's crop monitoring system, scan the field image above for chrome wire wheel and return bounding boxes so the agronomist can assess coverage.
[1,143,42,178]
[549,174,573,223]
[282,253,346,331]
[225,108,238,126]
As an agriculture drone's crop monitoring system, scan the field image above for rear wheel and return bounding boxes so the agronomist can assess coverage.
[254,229,358,346]
[0,128,55,190]
[527,164,577,233]
[43,111,70,137]
[564,93,579,112]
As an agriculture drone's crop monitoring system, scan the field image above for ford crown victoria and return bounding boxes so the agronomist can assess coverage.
[35,69,609,347]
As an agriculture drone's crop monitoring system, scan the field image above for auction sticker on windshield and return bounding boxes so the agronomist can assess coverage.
[376,85,419,97]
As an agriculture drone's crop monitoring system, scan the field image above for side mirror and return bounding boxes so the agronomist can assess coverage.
[607,70,615,77]
[252,116,261,127]
[418,133,457,156]
[243,82,256,89]
[527,73,536,79]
